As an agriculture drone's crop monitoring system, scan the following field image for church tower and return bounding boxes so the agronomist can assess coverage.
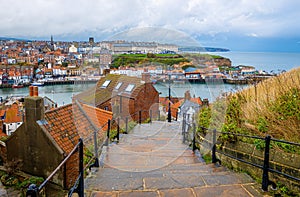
[50,35,54,51]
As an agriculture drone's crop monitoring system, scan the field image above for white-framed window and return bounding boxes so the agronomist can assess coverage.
[125,84,135,92]
[101,80,111,88]
[115,82,122,90]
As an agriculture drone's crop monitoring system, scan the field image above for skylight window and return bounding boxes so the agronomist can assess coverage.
[125,84,135,92]
[101,80,111,88]
[115,82,123,90]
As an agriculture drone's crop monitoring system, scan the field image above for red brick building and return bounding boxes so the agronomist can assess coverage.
[75,73,159,122]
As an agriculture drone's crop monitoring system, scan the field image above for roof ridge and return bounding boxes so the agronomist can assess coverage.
[45,103,72,114]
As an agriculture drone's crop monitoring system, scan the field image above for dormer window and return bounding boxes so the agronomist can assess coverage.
[115,82,123,90]
[125,84,135,92]
[101,80,111,88]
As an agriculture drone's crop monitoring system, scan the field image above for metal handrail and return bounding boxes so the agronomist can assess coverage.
[26,138,84,197]
[181,115,300,192]
[26,109,164,196]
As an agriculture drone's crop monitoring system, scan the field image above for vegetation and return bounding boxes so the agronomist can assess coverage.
[196,68,300,195]
[110,53,190,68]
[197,67,300,143]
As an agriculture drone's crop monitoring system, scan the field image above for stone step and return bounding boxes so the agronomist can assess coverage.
[85,121,261,196]
[85,165,254,192]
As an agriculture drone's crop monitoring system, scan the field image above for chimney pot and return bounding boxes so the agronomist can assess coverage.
[29,86,34,96]
[33,86,38,97]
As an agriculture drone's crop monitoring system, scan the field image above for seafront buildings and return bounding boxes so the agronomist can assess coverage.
[0,37,268,88]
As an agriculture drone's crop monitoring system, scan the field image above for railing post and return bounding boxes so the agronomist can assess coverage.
[77,138,84,197]
[182,113,186,143]
[106,119,111,146]
[26,184,38,197]
[139,111,142,124]
[125,117,128,134]
[158,110,160,121]
[150,110,152,123]
[93,130,99,167]
[262,135,274,191]
[117,117,120,143]
[212,129,217,163]
[192,123,196,152]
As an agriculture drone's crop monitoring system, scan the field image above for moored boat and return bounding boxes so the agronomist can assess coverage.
[31,81,44,86]
[12,83,24,88]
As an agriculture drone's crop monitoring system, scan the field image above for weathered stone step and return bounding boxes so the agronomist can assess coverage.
[85,166,254,192]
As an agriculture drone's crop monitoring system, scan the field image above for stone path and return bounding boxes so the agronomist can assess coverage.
[85,121,262,197]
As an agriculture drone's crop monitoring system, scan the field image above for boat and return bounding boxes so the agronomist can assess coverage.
[31,81,44,86]
[12,83,24,88]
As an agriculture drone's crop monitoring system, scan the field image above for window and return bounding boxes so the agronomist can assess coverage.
[125,84,135,92]
[115,82,122,90]
[104,106,109,110]
[101,80,111,88]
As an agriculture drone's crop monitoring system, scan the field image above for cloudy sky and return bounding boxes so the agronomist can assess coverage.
[1,0,300,52]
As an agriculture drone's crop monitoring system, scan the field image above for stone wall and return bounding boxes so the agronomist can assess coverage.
[0,141,6,165]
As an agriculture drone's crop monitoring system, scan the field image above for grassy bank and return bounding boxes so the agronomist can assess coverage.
[198,66,300,143]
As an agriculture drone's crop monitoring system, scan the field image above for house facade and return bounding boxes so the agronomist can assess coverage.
[75,73,159,122]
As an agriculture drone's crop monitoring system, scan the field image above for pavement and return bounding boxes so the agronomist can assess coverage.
[84,121,263,197]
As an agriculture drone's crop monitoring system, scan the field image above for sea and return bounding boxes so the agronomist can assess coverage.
[1,52,299,106]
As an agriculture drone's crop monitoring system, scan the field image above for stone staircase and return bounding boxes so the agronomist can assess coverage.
[85,121,262,197]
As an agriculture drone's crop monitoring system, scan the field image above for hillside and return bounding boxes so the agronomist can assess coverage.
[110,53,231,69]
[199,67,300,142]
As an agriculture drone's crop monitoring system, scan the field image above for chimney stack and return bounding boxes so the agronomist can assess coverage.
[202,98,209,106]
[141,72,151,83]
[184,90,191,101]
[25,86,44,123]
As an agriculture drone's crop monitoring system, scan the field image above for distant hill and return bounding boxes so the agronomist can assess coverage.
[179,46,230,52]
[0,37,30,41]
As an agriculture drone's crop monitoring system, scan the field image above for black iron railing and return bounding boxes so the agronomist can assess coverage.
[182,113,300,192]
[26,109,162,196]
[26,139,84,197]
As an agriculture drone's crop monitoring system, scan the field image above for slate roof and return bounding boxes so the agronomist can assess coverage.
[75,74,151,106]
[171,97,202,110]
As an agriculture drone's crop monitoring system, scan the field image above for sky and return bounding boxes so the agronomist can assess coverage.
[1,0,300,52]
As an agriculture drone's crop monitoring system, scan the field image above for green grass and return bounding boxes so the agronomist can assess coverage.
[111,53,190,68]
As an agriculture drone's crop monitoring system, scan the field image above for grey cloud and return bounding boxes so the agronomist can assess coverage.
[0,0,299,40]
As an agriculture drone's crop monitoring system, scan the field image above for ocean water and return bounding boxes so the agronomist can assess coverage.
[209,51,300,72]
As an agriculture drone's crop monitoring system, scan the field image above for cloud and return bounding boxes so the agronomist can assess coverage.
[0,0,300,42]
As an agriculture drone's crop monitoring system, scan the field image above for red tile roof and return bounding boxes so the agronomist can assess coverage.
[4,107,22,123]
[0,110,5,117]
[43,104,81,154]
[43,102,112,154]
[81,104,112,131]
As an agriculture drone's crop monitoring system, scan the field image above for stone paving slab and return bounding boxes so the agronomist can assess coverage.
[144,175,206,190]
[193,185,257,197]
[85,121,263,197]
[159,188,195,197]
